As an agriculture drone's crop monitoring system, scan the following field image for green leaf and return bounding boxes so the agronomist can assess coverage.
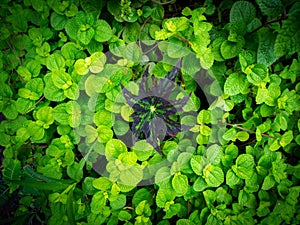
[206,144,223,165]
[64,83,79,100]
[156,188,176,208]
[19,78,44,101]
[132,188,152,208]
[118,210,132,221]
[230,1,256,26]
[1,100,18,120]
[256,87,269,104]
[44,74,66,102]
[172,173,189,196]
[177,152,193,173]
[0,82,13,99]
[167,41,190,59]
[182,53,201,76]
[152,5,164,21]
[94,109,115,127]
[105,139,127,159]
[85,125,98,143]
[85,75,107,95]
[119,166,143,186]
[66,188,76,225]
[90,191,106,214]
[17,66,31,81]
[132,140,154,161]
[67,160,84,181]
[280,130,293,147]
[2,159,21,181]
[122,22,141,43]
[50,12,68,30]
[105,194,124,211]
[123,42,142,63]
[80,0,104,15]
[256,0,284,17]
[232,154,255,179]
[61,42,84,61]
[222,128,237,141]
[190,155,205,176]
[65,17,79,40]
[226,169,241,187]
[77,28,95,45]
[221,37,245,59]
[16,127,30,142]
[46,139,67,158]
[83,177,98,195]
[193,176,208,192]
[76,10,94,26]
[224,73,249,96]
[53,101,81,128]
[47,53,65,70]
[93,177,113,191]
[51,69,72,90]
[36,106,54,129]
[94,19,113,42]
[236,131,249,142]
[238,190,257,208]
[197,110,211,124]
[176,219,195,225]
[97,125,113,143]
[257,28,279,66]
[246,64,269,86]
[27,121,45,141]
[135,200,151,217]
[113,120,129,136]
[272,159,287,183]
[261,175,276,190]
[37,159,62,179]
[164,203,181,219]
[274,2,300,57]
[155,167,172,186]
[162,17,189,33]
[89,51,106,73]
[203,164,224,187]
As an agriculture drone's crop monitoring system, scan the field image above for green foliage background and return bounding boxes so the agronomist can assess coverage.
[0,0,300,224]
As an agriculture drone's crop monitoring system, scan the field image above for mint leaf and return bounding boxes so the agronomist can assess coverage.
[258,28,279,66]
[256,0,284,17]
[274,2,300,57]
[224,72,248,96]
[94,20,113,42]
[221,37,245,59]
[50,12,68,31]
[172,173,189,196]
[230,1,256,26]
[203,164,224,187]
[232,154,255,179]
[47,53,66,71]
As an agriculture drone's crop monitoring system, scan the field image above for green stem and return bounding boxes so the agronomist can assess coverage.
[221,122,276,139]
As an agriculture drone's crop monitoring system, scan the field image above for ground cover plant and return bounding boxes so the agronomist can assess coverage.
[0,0,300,224]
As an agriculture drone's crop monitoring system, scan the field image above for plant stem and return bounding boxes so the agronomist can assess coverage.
[251,14,288,34]
[221,122,276,139]
[21,145,48,149]
[175,34,190,46]
[23,96,45,114]
[142,41,159,55]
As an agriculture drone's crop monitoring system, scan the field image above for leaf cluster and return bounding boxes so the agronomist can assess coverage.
[0,0,299,225]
